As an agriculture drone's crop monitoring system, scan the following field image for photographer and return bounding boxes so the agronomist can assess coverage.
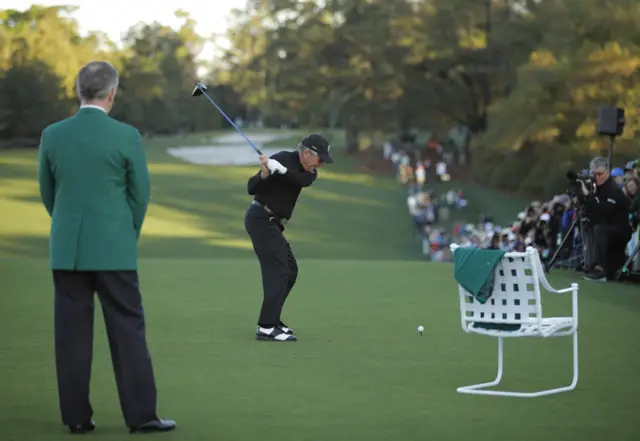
[580,157,632,281]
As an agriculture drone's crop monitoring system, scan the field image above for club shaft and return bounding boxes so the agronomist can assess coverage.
[198,86,262,155]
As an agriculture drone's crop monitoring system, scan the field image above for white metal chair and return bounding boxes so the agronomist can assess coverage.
[450,244,579,397]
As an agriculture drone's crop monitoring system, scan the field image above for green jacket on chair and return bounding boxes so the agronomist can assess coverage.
[37,107,150,271]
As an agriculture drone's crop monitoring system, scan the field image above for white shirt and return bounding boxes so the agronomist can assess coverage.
[383,142,393,159]
[407,195,418,215]
[446,190,456,204]
[80,104,107,113]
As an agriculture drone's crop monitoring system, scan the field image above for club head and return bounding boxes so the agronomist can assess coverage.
[192,82,207,97]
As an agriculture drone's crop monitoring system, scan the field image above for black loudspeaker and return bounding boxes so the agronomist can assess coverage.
[597,106,625,136]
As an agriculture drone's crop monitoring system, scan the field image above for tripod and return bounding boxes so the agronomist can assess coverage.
[544,205,594,274]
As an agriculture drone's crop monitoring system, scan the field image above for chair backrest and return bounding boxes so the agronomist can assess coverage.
[451,245,544,331]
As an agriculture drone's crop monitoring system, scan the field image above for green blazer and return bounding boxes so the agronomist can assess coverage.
[38,107,150,271]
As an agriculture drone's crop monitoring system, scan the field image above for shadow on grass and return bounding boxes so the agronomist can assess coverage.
[0,235,49,258]
[0,138,527,262]
[143,161,423,260]
[0,147,423,261]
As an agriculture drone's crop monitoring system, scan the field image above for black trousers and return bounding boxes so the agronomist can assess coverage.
[244,204,298,327]
[53,270,158,428]
[593,224,632,277]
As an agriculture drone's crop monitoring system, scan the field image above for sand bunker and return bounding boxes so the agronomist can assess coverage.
[166,132,293,165]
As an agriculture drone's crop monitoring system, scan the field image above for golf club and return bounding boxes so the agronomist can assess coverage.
[191,82,262,155]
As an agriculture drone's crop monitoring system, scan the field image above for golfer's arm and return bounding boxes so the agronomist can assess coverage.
[247,171,263,195]
[279,169,317,187]
[267,153,317,187]
[125,131,151,238]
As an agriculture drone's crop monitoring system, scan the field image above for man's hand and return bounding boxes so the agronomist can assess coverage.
[267,158,288,175]
[579,180,589,196]
[259,155,270,179]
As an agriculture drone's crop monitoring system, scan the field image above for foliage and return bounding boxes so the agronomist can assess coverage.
[0,5,231,140]
[1,1,640,196]
[216,0,640,194]
[472,0,640,194]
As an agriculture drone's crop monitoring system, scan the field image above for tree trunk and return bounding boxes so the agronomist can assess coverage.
[345,116,359,154]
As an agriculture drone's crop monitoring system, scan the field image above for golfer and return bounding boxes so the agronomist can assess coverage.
[244,134,334,341]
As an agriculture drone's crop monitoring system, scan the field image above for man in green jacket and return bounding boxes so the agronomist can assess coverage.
[38,61,175,434]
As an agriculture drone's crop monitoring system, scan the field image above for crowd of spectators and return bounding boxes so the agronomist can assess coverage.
[444,158,640,282]
[382,134,469,262]
[452,159,640,281]
[498,158,640,281]
[384,134,640,280]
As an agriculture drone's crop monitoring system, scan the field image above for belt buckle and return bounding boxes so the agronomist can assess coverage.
[260,203,287,225]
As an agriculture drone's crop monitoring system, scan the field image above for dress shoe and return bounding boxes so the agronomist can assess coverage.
[256,325,297,341]
[279,321,294,334]
[68,420,95,434]
[129,418,176,434]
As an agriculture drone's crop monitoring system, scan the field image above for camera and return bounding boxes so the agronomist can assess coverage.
[566,170,594,198]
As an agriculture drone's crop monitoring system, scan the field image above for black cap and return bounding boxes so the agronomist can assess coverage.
[300,133,334,164]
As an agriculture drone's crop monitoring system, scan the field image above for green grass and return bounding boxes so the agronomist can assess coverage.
[1,131,639,441]
[0,131,420,261]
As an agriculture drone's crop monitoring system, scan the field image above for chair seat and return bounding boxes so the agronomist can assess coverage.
[468,317,575,338]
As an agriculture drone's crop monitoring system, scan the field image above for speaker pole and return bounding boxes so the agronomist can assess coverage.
[607,134,615,168]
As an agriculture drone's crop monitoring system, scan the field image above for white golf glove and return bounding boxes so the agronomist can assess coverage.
[267,159,287,175]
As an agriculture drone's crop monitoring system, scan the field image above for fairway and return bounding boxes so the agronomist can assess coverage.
[1,132,639,441]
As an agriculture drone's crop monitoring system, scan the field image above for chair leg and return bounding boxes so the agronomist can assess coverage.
[569,331,579,389]
[456,333,578,397]
[457,337,504,394]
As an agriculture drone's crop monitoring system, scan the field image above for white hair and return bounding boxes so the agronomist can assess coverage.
[589,156,609,172]
[297,143,317,155]
[75,61,119,101]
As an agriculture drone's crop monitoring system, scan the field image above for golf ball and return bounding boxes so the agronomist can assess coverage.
[417,325,424,332]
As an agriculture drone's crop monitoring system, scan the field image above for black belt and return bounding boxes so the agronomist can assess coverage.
[252,200,288,226]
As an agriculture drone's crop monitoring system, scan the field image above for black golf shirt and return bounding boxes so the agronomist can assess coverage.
[247,150,317,220]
